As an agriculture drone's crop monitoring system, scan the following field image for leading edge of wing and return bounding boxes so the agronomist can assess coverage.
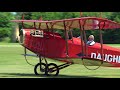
[11,20,52,23]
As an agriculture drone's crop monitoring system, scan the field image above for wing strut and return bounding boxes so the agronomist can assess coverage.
[79,20,84,57]
[63,21,69,58]
[98,21,106,61]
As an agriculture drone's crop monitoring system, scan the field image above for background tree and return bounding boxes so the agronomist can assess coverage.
[0,12,15,42]
[1,12,120,43]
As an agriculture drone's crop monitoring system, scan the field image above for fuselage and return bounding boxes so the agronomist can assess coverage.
[21,29,120,67]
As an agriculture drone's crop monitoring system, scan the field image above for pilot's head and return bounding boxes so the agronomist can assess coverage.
[88,35,94,41]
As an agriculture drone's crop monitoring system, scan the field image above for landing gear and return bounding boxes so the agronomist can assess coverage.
[34,63,46,75]
[34,56,73,76]
[45,63,59,76]
[34,62,59,76]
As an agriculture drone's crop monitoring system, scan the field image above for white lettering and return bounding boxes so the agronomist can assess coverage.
[113,55,118,63]
[90,53,120,64]
[97,53,101,60]
[30,30,44,37]
[104,54,108,61]
[107,55,113,62]
[118,56,120,63]
[91,53,96,58]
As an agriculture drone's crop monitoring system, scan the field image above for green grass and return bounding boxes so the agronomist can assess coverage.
[0,42,19,45]
[107,44,120,47]
[1,43,120,78]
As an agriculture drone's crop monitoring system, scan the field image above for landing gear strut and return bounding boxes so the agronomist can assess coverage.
[34,56,47,75]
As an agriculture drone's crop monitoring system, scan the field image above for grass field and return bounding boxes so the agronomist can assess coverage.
[1,43,120,78]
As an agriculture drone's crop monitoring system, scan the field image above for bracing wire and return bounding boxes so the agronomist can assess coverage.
[24,47,36,66]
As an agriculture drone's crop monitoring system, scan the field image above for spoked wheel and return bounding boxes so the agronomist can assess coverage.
[45,63,59,76]
[34,63,46,75]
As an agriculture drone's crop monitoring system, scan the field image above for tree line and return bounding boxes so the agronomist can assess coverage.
[0,12,120,43]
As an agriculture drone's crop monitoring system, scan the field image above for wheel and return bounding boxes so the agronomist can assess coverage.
[34,63,46,75]
[45,63,59,76]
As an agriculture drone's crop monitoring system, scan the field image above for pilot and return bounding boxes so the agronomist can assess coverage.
[86,35,95,46]
[77,36,81,39]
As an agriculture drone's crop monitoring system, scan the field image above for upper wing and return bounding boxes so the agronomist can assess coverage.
[11,20,53,29]
[11,17,120,30]
[51,17,120,30]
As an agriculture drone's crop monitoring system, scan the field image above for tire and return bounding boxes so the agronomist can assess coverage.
[34,63,46,75]
[45,63,59,76]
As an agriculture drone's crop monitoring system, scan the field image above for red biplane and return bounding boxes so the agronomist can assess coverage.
[11,15,120,76]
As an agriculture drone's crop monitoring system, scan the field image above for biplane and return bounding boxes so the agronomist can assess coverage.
[11,15,120,76]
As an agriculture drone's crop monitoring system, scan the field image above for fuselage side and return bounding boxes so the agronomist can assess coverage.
[22,29,120,67]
